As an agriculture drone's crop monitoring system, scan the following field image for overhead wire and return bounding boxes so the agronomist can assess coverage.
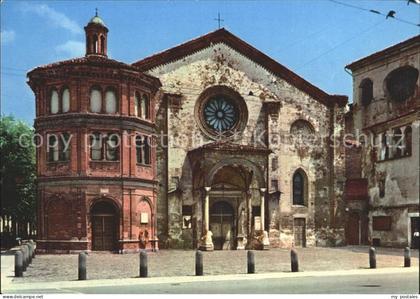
[296,19,386,70]
[328,0,420,27]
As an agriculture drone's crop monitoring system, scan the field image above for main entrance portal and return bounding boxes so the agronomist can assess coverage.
[210,201,235,250]
[91,201,118,251]
[189,145,270,251]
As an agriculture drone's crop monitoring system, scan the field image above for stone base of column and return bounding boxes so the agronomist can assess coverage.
[236,234,246,250]
[199,231,214,251]
[199,243,214,251]
[262,231,270,250]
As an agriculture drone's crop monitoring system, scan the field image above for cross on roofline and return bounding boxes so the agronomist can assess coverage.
[214,12,224,29]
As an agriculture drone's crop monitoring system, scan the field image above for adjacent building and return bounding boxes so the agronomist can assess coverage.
[345,35,420,248]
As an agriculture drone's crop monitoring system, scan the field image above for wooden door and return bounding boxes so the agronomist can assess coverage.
[211,222,223,250]
[210,201,234,250]
[294,218,306,247]
[346,213,360,245]
[222,223,232,250]
[92,215,115,251]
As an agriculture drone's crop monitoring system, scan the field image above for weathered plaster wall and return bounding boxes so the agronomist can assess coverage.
[149,43,343,248]
[350,43,420,247]
[351,46,419,128]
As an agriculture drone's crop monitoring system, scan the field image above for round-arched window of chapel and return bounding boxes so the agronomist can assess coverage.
[203,96,239,132]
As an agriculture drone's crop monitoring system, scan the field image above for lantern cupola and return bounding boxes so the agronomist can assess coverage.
[85,9,108,57]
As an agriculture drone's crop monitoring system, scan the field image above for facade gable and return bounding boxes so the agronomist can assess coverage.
[133,28,346,108]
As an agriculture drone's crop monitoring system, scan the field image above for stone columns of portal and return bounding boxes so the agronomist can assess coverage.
[260,188,270,250]
[260,188,266,231]
[204,187,211,232]
[200,187,214,251]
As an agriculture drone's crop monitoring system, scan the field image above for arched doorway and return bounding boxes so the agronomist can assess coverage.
[210,201,234,250]
[91,201,118,251]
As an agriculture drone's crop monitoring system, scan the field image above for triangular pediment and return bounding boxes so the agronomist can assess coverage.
[133,28,346,107]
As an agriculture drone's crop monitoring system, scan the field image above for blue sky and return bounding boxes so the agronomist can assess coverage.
[1,0,419,125]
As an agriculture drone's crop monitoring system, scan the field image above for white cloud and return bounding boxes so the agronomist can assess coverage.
[1,30,16,44]
[55,40,85,57]
[21,3,82,34]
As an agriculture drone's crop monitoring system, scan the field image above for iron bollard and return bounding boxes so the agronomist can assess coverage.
[404,247,411,267]
[29,240,35,258]
[78,252,87,280]
[247,250,255,274]
[15,251,23,277]
[27,243,33,264]
[291,249,299,272]
[24,244,31,266]
[139,250,148,278]
[195,250,203,276]
[369,247,376,269]
[21,245,28,271]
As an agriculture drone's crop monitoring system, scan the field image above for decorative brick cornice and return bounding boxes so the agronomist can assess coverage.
[37,176,158,189]
[27,56,161,91]
[34,113,157,133]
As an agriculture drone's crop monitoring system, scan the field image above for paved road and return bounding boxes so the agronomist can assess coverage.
[11,246,419,283]
[6,269,419,294]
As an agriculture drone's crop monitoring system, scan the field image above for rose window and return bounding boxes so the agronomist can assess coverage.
[203,96,239,132]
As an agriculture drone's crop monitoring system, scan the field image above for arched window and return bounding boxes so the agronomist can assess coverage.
[100,35,105,54]
[360,78,373,106]
[93,34,98,53]
[379,178,386,198]
[290,120,314,146]
[90,88,102,113]
[134,92,140,117]
[380,133,389,160]
[136,135,143,164]
[105,133,119,161]
[392,128,403,158]
[290,120,314,135]
[404,126,412,156]
[50,89,59,114]
[59,132,71,161]
[62,88,70,113]
[87,36,91,53]
[292,169,307,206]
[141,94,150,119]
[136,135,150,165]
[105,89,117,114]
[90,132,103,160]
[48,134,59,162]
[386,66,419,102]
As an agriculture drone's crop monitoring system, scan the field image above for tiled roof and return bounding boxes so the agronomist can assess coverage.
[27,55,160,86]
[346,35,420,71]
[29,55,136,72]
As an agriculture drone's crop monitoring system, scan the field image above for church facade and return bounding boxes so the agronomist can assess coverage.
[29,14,348,253]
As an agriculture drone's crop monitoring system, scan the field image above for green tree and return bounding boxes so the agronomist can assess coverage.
[0,116,36,231]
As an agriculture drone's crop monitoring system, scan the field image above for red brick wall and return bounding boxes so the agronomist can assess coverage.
[30,62,160,253]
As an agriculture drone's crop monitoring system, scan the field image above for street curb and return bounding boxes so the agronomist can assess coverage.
[4,266,419,293]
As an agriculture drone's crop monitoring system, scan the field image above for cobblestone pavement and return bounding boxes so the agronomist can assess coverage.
[12,246,419,283]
